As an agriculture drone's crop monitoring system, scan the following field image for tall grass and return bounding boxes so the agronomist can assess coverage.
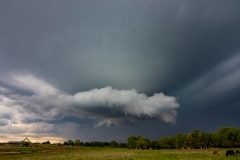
[0,146,239,160]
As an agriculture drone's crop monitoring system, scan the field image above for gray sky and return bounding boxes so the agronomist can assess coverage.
[0,0,240,142]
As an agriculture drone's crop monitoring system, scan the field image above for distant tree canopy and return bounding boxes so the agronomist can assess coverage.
[42,140,50,145]
[59,127,240,149]
[127,136,150,149]
[110,140,118,147]
[75,139,81,146]
[126,127,240,149]
[61,139,126,148]
[83,141,110,147]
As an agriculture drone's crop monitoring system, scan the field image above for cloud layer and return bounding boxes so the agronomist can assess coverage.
[0,73,179,140]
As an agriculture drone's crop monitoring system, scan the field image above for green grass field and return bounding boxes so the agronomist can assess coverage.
[0,146,239,160]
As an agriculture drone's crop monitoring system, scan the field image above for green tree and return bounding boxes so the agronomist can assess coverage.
[136,136,150,149]
[211,132,220,147]
[63,141,68,145]
[217,127,239,148]
[75,139,81,146]
[174,133,187,149]
[187,130,204,149]
[224,127,239,147]
[150,140,160,149]
[159,136,175,149]
[201,132,213,148]
[83,142,90,146]
[127,136,138,149]
[68,139,74,146]
[127,136,150,149]
[110,140,118,147]
[118,143,127,148]
[235,129,240,147]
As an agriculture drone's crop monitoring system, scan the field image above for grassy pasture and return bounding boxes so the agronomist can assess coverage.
[0,146,239,160]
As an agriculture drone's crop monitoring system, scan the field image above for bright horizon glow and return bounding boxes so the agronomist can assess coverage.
[0,136,65,144]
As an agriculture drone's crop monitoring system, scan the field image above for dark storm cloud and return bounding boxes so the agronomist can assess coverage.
[1,0,239,93]
[0,0,240,141]
[0,74,179,124]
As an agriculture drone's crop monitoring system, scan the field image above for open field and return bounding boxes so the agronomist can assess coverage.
[0,146,239,160]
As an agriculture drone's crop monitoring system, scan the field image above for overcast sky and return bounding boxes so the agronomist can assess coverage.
[0,0,240,143]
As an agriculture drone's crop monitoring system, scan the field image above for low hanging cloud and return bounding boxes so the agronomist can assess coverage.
[0,73,180,128]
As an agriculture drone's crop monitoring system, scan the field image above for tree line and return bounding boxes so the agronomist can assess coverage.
[44,127,240,149]
[62,139,127,148]
[127,127,240,149]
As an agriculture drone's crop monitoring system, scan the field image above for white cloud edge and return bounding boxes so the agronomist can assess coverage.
[0,73,180,141]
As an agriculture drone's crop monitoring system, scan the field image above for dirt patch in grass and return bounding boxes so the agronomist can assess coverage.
[0,151,21,155]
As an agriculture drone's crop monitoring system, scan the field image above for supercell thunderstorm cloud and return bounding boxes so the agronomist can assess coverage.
[0,0,240,142]
[0,74,179,130]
